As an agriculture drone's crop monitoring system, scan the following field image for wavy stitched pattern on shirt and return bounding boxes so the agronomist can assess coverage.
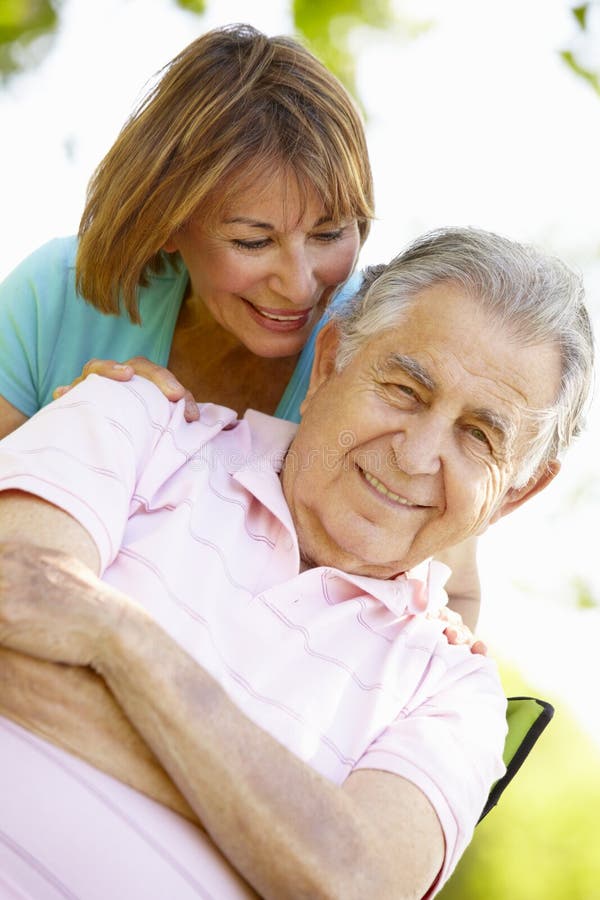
[119,544,253,610]
[224,664,357,769]
[206,475,276,548]
[1,445,123,482]
[105,415,137,449]
[260,595,403,699]
[122,382,232,460]
[321,571,395,645]
[0,719,215,899]
[115,549,357,770]
[0,825,79,900]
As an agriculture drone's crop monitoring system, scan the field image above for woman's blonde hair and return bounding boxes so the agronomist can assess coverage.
[77,23,374,322]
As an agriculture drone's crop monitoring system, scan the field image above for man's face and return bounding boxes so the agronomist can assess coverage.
[282,283,561,578]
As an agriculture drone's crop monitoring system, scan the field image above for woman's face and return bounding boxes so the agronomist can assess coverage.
[165,171,361,358]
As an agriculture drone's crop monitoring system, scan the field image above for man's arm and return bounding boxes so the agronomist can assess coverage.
[0,491,195,819]
[0,494,445,900]
[101,613,445,900]
[0,490,100,571]
[0,647,196,822]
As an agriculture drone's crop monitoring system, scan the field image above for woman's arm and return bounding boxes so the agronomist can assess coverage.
[437,536,481,631]
[0,395,27,441]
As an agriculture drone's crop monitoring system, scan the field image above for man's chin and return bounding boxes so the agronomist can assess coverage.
[305,541,407,579]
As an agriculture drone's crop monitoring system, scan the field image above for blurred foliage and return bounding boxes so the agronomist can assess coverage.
[175,0,206,14]
[0,0,60,78]
[439,664,600,900]
[293,0,399,100]
[0,0,425,107]
[571,575,599,609]
[560,2,600,96]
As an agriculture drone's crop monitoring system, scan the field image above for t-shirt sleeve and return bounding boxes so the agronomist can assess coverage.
[353,652,507,897]
[0,375,238,572]
[0,238,77,417]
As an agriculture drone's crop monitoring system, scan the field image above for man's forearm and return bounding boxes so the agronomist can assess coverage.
[96,610,443,900]
[0,647,196,822]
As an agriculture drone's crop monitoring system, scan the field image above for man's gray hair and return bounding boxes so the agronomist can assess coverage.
[333,226,594,485]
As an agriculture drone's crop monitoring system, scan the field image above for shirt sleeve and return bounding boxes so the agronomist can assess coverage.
[0,238,76,416]
[0,375,238,572]
[353,651,507,897]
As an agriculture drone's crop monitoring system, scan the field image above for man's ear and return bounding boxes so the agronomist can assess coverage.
[299,320,341,417]
[488,459,561,526]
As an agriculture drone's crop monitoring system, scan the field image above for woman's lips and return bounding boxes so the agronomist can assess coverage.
[243,299,314,332]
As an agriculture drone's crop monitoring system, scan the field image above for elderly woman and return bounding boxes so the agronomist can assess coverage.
[0,228,593,899]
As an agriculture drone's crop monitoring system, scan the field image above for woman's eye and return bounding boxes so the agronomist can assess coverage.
[232,238,271,250]
[313,228,344,243]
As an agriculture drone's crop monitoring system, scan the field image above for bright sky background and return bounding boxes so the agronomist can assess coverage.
[0,0,599,743]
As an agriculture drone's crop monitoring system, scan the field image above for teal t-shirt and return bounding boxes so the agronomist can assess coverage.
[0,237,362,423]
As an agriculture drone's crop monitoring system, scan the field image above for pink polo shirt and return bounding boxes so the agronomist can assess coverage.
[0,375,506,899]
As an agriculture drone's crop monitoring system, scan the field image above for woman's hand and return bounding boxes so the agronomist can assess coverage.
[430,606,488,656]
[53,356,200,421]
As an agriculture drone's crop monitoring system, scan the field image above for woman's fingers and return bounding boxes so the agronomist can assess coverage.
[53,360,134,399]
[52,358,199,416]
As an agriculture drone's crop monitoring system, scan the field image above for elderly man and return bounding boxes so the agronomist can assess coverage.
[0,227,593,900]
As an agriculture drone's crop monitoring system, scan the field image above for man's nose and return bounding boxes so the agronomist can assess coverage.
[267,247,319,307]
[390,417,446,476]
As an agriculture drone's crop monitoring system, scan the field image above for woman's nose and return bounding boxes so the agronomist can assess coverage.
[267,248,319,307]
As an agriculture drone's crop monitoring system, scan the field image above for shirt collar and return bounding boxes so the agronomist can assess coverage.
[226,411,451,618]
[229,410,298,539]
[318,559,451,618]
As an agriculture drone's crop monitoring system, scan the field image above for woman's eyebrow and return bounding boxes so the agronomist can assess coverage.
[223,216,274,229]
[222,215,336,229]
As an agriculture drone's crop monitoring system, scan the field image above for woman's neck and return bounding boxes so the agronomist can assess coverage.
[167,295,299,415]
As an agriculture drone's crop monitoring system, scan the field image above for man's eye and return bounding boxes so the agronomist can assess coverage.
[396,384,418,398]
[232,238,271,250]
[468,426,491,446]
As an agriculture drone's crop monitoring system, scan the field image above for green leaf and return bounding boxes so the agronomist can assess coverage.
[572,4,588,30]
[0,0,60,78]
[292,0,423,105]
[560,49,600,97]
[571,575,599,610]
[175,0,206,14]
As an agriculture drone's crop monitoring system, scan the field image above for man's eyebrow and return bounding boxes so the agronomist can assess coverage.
[387,353,516,443]
[387,354,436,391]
[470,407,516,444]
[222,215,334,230]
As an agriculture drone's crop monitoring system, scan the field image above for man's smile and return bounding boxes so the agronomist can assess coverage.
[360,467,424,508]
